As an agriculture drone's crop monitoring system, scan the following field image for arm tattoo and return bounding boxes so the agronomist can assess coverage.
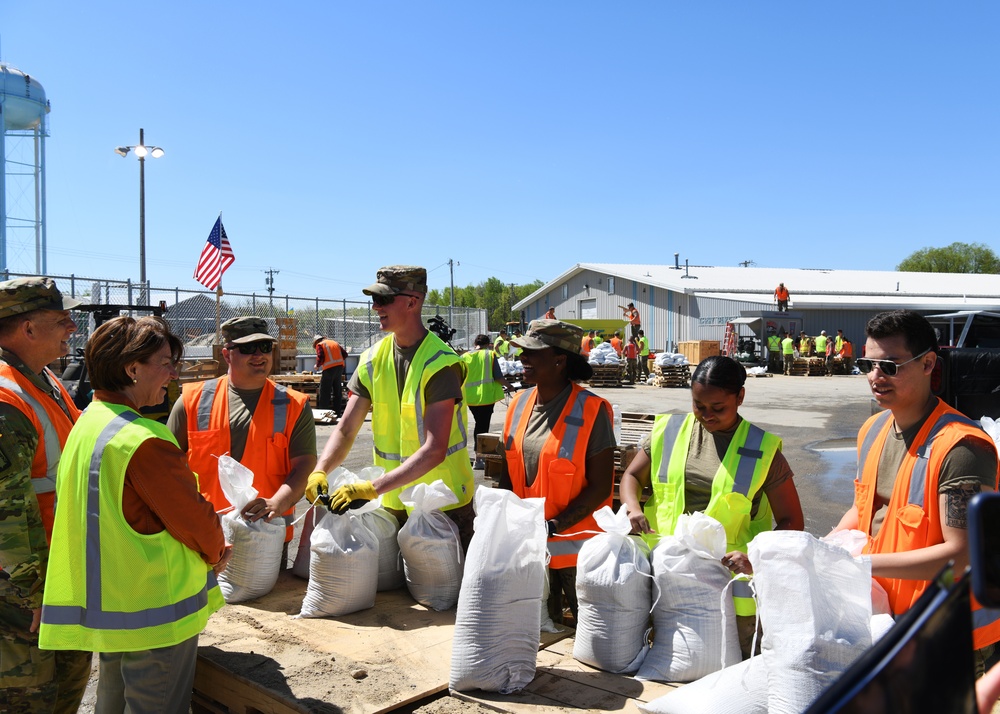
[945,482,983,529]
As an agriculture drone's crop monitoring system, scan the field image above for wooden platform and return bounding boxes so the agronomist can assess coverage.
[194,571,674,713]
[650,364,690,388]
[788,357,827,376]
[587,364,624,388]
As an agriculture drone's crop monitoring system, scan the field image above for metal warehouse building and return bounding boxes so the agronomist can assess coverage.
[514,261,1000,353]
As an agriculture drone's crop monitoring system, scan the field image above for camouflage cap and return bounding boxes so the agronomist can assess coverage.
[510,319,583,354]
[221,316,276,345]
[0,277,81,319]
[362,265,427,297]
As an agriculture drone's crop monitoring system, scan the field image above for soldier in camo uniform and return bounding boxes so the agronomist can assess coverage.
[0,277,91,713]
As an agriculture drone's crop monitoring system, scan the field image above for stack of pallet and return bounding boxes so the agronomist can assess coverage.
[271,373,320,406]
[651,363,690,388]
[789,357,826,376]
[588,363,624,387]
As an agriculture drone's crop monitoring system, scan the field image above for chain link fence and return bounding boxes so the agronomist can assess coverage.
[7,272,488,369]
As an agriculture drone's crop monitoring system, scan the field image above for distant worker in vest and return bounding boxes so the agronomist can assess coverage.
[498,319,615,624]
[774,283,790,312]
[623,302,641,340]
[835,328,845,354]
[814,330,828,371]
[619,355,803,658]
[41,316,230,713]
[305,266,477,551]
[169,317,317,549]
[839,335,854,373]
[493,329,510,357]
[766,329,782,374]
[462,333,505,469]
[0,277,91,712]
[624,336,639,384]
[824,331,836,376]
[637,329,651,379]
[610,330,624,357]
[831,310,1000,673]
[509,328,523,359]
[799,331,811,357]
[781,332,795,375]
[313,333,347,416]
[581,330,595,358]
[544,306,556,320]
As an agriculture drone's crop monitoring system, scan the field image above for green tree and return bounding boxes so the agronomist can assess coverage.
[897,242,1000,273]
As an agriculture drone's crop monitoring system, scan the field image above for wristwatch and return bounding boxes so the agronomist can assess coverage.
[546,519,558,537]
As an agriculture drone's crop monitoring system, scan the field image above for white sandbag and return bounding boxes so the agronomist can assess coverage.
[398,480,463,610]
[359,508,404,591]
[638,656,768,714]
[636,513,740,683]
[749,530,873,714]
[450,488,547,694]
[573,505,652,674]
[299,509,379,617]
[215,456,285,603]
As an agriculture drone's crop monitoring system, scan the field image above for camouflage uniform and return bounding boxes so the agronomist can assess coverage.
[0,279,91,713]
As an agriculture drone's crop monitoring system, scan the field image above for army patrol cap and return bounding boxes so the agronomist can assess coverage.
[363,265,428,297]
[0,277,81,319]
[221,316,276,345]
[510,319,584,354]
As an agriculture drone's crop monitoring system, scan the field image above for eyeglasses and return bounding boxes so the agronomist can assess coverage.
[371,293,419,307]
[226,341,273,355]
[856,348,931,377]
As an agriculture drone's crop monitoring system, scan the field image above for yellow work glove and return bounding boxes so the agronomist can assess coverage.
[305,471,329,505]
[328,481,379,514]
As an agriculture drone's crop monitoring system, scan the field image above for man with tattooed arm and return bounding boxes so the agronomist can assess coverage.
[833,310,1000,674]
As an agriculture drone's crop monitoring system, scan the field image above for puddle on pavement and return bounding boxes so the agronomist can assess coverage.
[808,438,858,504]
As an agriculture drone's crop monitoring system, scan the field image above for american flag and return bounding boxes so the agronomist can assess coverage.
[193,216,235,290]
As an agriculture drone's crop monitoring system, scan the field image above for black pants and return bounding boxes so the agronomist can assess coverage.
[469,403,496,441]
[318,365,344,414]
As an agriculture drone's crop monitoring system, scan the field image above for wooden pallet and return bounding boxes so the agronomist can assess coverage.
[587,364,624,388]
[788,357,826,376]
[650,364,690,388]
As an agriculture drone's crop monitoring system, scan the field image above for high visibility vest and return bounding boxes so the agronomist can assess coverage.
[503,384,613,569]
[840,342,854,358]
[638,337,649,357]
[581,336,593,357]
[767,335,781,353]
[835,336,844,353]
[775,287,789,301]
[183,377,308,540]
[316,339,345,370]
[40,401,223,652]
[0,363,79,540]
[493,336,509,356]
[781,337,794,355]
[645,413,780,616]
[799,337,810,353]
[358,332,474,512]
[627,309,641,326]
[610,337,623,356]
[462,349,504,406]
[855,401,1000,649]
[814,335,828,354]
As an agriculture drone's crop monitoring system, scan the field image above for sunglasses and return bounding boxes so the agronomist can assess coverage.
[226,341,273,355]
[856,348,931,377]
[371,293,419,307]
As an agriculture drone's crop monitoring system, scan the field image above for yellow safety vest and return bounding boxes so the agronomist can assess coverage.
[462,349,504,406]
[358,332,474,512]
[40,401,222,652]
[644,413,780,616]
[781,337,794,355]
[814,335,828,354]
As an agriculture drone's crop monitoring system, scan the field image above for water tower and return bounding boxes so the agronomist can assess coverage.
[0,63,50,274]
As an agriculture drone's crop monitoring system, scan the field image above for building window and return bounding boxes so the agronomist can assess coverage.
[562,284,569,299]
[608,277,615,295]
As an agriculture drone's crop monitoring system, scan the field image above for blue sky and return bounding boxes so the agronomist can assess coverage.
[2,3,997,300]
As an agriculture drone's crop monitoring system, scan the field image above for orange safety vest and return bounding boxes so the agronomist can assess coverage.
[855,400,1000,649]
[775,286,789,301]
[316,339,345,371]
[610,337,623,356]
[580,336,593,357]
[503,383,613,569]
[0,363,79,541]
[840,342,854,359]
[183,376,308,541]
[627,309,641,326]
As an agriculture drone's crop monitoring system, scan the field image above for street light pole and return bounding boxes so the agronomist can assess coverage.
[115,128,164,305]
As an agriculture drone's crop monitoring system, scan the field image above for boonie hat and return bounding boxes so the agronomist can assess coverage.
[509,319,583,354]
[221,316,276,345]
[0,277,81,319]
[363,265,427,297]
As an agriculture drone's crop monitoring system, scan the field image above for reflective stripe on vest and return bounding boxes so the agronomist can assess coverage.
[317,340,345,370]
[42,409,218,630]
[732,578,756,617]
[0,375,61,494]
[196,377,288,437]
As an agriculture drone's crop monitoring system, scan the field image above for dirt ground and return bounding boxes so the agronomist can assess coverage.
[76,371,875,713]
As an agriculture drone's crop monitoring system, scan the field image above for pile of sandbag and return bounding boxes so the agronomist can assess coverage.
[589,341,620,365]
[636,513,740,683]
[498,357,524,376]
[398,480,464,610]
[640,529,878,713]
[450,488,547,694]
[654,352,689,367]
[215,456,285,603]
[573,505,652,674]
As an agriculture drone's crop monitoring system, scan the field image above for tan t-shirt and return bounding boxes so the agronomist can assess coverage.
[640,416,794,518]
[347,334,463,405]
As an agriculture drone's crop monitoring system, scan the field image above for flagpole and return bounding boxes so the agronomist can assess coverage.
[215,211,223,344]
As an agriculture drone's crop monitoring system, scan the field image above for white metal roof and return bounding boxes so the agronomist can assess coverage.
[515,263,1000,310]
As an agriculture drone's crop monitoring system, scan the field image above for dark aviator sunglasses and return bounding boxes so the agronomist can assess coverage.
[226,341,273,355]
[371,292,419,307]
[855,348,930,377]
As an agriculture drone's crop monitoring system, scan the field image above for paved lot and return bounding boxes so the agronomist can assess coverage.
[314,372,875,537]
